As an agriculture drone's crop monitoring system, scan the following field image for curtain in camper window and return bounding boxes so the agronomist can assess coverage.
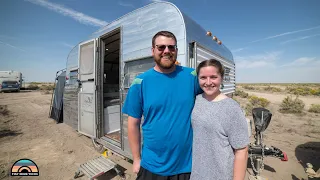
[79,41,94,75]
[123,58,155,88]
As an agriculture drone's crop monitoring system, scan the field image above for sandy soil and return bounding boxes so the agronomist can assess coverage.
[0,90,319,180]
[235,90,320,180]
[0,91,135,180]
[239,89,319,109]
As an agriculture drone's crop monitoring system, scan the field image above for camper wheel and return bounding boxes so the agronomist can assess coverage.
[92,138,106,153]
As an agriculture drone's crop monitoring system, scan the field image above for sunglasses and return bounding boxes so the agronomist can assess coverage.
[155,44,177,51]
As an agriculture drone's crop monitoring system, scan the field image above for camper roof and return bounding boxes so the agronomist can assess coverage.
[89,2,233,63]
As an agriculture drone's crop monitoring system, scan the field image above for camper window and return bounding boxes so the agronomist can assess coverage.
[79,42,94,75]
[123,58,155,88]
[68,70,78,85]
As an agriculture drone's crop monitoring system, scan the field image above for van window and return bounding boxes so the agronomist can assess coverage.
[2,81,18,85]
[123,58,155,88]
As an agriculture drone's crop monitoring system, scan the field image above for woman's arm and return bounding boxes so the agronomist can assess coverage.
[233,146,248,180]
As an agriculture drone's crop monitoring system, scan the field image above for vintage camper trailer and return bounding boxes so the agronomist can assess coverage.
[63,2,236,160]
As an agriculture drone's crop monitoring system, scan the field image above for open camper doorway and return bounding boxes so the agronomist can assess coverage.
[100,28,121,145]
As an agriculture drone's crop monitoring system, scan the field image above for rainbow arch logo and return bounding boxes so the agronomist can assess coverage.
[11,159,39,176]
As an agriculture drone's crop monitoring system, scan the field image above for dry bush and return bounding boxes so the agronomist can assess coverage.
[308,104,320,113]
[245,96,270,116]
[234,90,249,98]
[28,84,39,90]
[279,96,305,114]
[245,104,254,116]
[310,88,320,96]
[263,86,282,92]
[285,86,320,96]
[0,105,9,116]
[30,82,42,85]
[249,96,270,107]
[40,85,55,91]
[242,85,255,90]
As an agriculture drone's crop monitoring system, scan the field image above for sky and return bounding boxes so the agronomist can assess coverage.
[0,0,319,83]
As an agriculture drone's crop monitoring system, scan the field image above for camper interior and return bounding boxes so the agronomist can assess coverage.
[101,29,121,143]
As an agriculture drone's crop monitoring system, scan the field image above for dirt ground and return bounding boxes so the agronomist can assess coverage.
[0,91,135,180]
[0,90,319,180]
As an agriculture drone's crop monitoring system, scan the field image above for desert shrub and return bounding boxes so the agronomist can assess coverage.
[248,96,270,107]
[234,90,249,98]
[0,105,9,116]
[27,84,39,90]
[263,86,282,92]
[243,85,255,90]
[245,103,254,116]
[30,82,42,85]
[279,96,305,114]
[40,85,55,91]
[308,104,320,113]
[286,86,313,96]
[245,96,270,116]
[310,88,320,96]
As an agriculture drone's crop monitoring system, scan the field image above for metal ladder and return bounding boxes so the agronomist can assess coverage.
[74,156,124,179]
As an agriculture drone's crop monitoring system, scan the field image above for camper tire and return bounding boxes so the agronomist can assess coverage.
[92,138,106,153]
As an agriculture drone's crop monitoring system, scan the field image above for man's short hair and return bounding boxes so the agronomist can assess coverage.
[152,31,177,47]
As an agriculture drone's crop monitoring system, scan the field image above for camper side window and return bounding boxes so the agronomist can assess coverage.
[68,70,78,85]
[123,73,142,88]
[123,58,155,88]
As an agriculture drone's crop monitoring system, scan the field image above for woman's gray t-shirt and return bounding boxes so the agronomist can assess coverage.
[190,94,249,180]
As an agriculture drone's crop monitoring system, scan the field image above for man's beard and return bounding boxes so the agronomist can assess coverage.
[154,55,177,69]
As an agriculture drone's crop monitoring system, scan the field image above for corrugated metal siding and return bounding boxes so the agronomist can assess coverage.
[196,45,236,94]
[182,12,234,64]
[63,85,79,130]
[63,45,79,130]
[89,2,187,64]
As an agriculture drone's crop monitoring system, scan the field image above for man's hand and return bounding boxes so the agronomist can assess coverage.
[128,116,142,173]
[133,159,141,174]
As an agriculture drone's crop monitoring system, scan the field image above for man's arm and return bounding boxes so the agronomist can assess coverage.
[122,77,143,173]
[128,116,141,161]
[233,146,248,180]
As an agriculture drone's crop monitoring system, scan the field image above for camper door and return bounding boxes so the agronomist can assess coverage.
[78,39,99,138]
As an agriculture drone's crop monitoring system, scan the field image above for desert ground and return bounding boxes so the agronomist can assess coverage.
[0,91,134,180]
[0,84,320,180]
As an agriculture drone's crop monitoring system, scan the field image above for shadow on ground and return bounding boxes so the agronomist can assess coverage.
[74,164,130,180]
[295,142,320,180]
[0,129,22,139]
[98,165,128,180]
[247,159,276,173]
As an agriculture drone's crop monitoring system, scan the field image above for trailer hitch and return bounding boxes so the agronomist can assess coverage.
[248,108,288,177]
[248,145,288,161]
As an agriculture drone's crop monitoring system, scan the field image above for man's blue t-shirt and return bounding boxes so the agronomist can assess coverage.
[122,65,202,176]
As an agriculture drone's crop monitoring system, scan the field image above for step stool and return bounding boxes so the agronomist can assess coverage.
[74,156,124,179]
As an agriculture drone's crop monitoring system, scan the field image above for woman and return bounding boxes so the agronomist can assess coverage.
[190,59,249,180]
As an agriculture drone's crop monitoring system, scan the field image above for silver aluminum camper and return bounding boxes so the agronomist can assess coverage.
[63,2,236,160]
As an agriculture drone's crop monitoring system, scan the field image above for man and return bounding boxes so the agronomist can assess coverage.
[122,31,202,180]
